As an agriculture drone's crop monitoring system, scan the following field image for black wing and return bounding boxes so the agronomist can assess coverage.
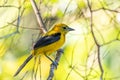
[34,33,61,49]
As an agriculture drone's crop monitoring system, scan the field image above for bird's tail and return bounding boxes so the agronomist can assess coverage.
[14,54,33,77]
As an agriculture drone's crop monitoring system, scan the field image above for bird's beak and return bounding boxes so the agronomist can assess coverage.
[68,27,74,31]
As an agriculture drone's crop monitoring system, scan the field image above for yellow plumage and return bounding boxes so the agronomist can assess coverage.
[14,23,74,76]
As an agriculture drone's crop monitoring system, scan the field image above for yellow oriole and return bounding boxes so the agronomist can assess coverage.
[14,23,74,76]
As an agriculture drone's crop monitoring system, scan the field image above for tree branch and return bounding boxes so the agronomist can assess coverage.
[47,49,63,80]
[30,0,47,33]
[87,0,104,80]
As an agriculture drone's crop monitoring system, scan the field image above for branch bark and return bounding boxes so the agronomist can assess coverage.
[30,0,47,33]
[47,49,63,80]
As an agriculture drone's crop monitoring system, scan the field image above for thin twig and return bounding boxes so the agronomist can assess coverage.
[0,6,24,39]
[65,65,75,80]
[93,7,120,13]
[93,0,120,13]
[0,5,18,8]
[63,0,72,17]
[87,0,104,80]
[0,10,21,39]
[30,0,47,33]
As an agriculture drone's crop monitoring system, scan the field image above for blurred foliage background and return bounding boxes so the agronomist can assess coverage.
[0,0,120,80]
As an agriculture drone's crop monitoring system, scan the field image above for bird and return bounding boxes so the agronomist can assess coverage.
[14,23,74,77]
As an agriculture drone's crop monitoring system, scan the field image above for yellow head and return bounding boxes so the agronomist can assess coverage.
[52,23,74,34]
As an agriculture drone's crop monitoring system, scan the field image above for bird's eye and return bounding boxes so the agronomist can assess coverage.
[63,27,67,29]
